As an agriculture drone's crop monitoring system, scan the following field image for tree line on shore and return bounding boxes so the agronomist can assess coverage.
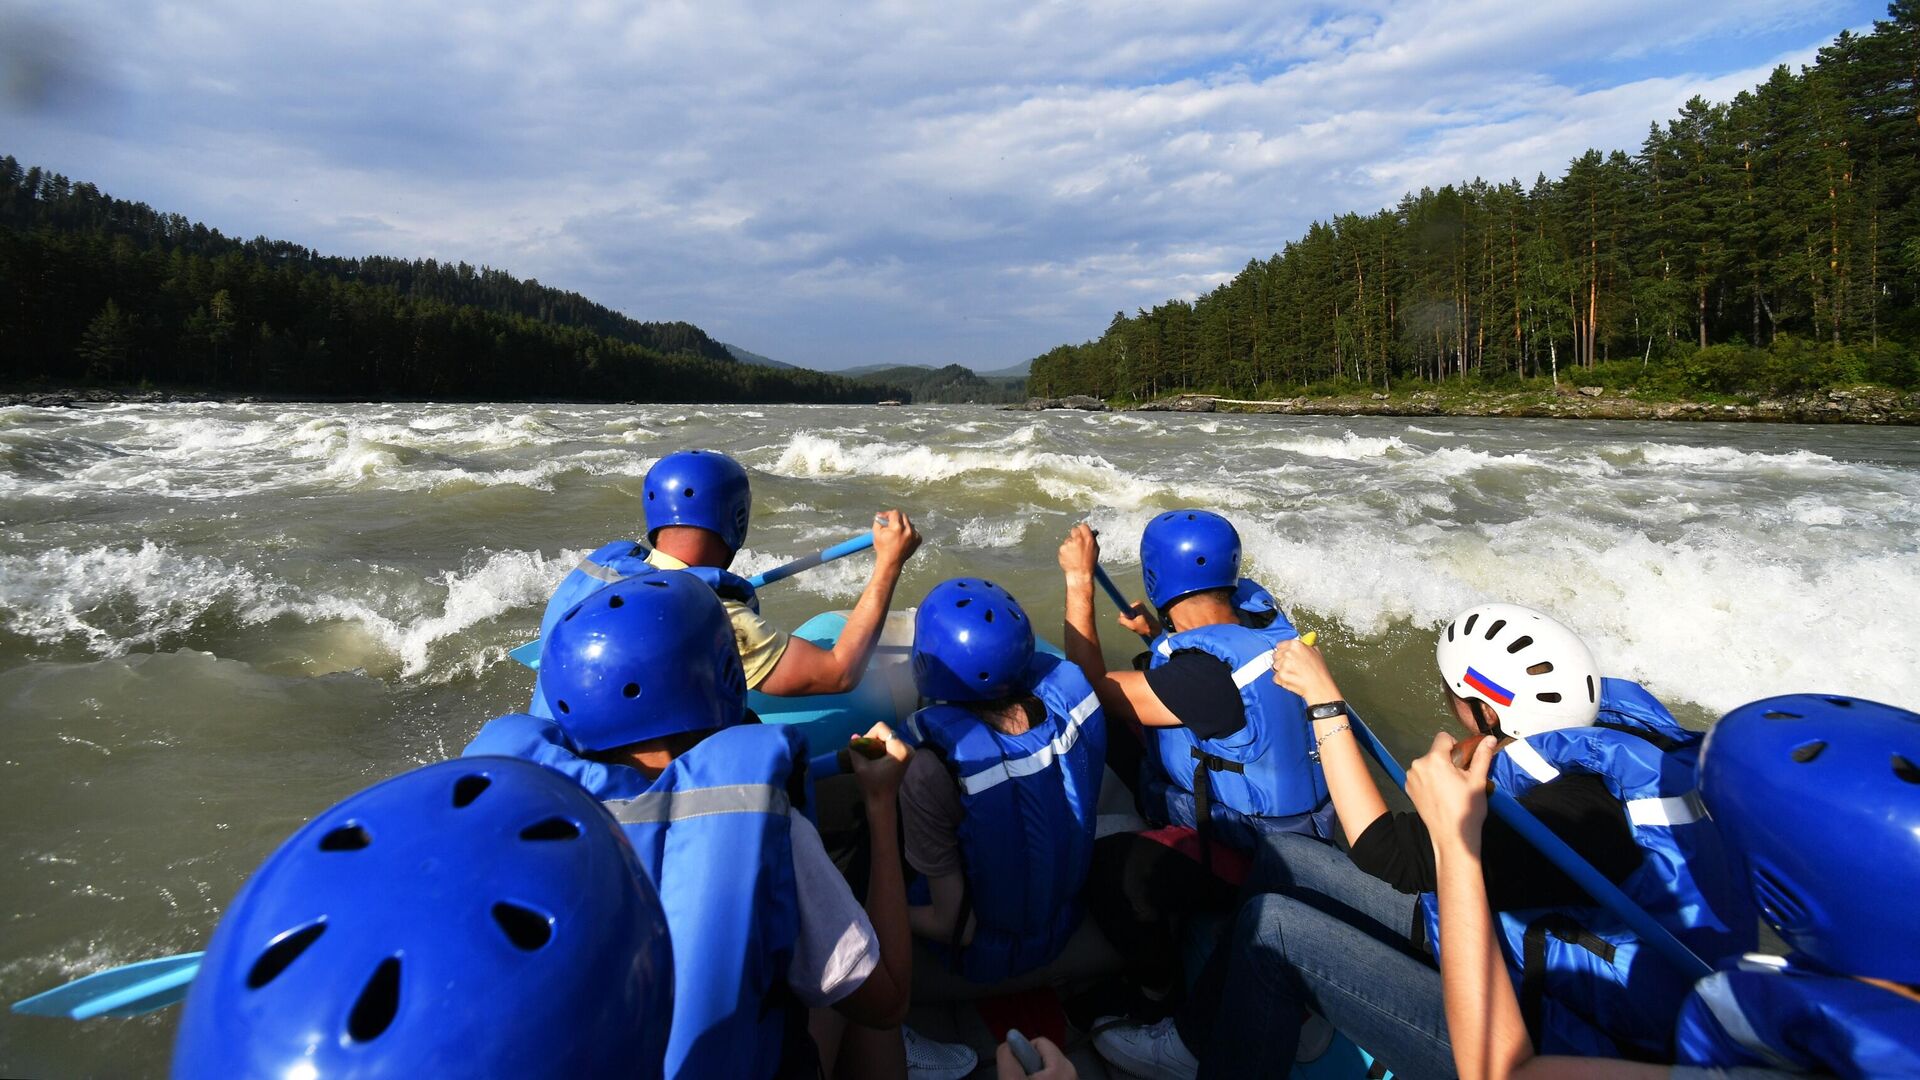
[0,159,899,403]
[1030,4,1920,403]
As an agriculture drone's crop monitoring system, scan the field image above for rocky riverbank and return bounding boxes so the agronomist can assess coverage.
[999,394,1110,412]
[1129,386,1920,425]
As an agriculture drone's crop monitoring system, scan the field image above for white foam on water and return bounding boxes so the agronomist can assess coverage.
[1258,431,1407,460]
[766,432,1252,511]
[0,542,582,678]
[1240,510,1920,712]
[956,516,1028,549]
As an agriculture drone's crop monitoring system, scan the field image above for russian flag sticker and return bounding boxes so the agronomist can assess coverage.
[1463,667,1515,707]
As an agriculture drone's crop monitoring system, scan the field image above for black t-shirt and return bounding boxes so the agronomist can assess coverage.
[1348,772,1643,910]
[1141,649,1246,740]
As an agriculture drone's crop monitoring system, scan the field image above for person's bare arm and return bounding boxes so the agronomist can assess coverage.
[1057,524,1183,735]
[1409,734,1665,1080]
[834,722,914,1028]
[906,871,974,945]
[1271,639,1389,846]
[758,510,921,697]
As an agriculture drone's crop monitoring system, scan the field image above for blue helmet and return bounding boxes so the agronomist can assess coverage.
[645,449,752,551]
[539,570,747,751]
[1700,694,1920,984]
[1139,509,1241,610]
[172,757,673,1079]
[913,578,1035,702]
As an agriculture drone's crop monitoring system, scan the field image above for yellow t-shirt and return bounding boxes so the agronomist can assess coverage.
[644,548,791,690]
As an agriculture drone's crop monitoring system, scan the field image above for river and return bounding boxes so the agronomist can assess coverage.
[2,401,1916,1075]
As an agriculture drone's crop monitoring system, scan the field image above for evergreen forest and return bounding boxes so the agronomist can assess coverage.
[1030,5,1920,402]
[0,159,897,403]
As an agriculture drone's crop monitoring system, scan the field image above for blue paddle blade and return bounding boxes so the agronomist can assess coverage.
[508,638,542,671]
[11,952,204,1020]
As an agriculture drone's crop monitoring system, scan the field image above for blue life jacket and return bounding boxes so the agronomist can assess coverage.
[528,540,760,719]
[903,653,1106,983]
[1417,679,1758,1059]
[464,715,810,1079]
[1674,955,1920,1078]
[1142,614,1333,848]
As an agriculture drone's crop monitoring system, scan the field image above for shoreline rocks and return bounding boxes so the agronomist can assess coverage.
[1123,387,1920,425]
[1001,395,1109,412]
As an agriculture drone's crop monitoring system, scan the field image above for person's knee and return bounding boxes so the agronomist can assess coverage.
[1245,830,1333,894]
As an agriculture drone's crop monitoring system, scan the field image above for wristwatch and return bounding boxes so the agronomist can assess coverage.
[1307,700,1349,721]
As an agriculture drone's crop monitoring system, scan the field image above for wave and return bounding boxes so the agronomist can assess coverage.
[1257,431,1407,460]
[0,542,580,679]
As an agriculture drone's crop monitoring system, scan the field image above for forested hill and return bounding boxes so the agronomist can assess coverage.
[0,158,894,403]
[1030,5,1920,402]
[850,363,1028,403]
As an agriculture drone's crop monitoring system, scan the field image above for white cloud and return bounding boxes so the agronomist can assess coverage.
[1,0,1867,368]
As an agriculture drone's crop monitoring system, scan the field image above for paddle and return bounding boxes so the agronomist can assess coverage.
[11,952,203,1020]
[1093,564,1153,646]
[509,533,878,671]
[1339,702,1714,982]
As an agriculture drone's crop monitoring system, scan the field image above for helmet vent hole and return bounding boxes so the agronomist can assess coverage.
[246,921,326,989]
[1186,513,1195,520]
[1751,869,1809,930]
[451,774,491,808]
[1893,755,1920,784]
[1790,740,1827,763]
[983,608,995,623]
[1484,619,1507,640]
[347,957,402,1043]
[491,902,555,951]
[562,606,580,622]
[1463,613,1479,636]
[1011,610,1022,621]
[955,598,971,608]
[683,486,695,497]
[1507,635,1534,654]
[1824,697,1853,707]
[1195,556,1206,566]
[956,581,969,588]
[984,581,995,589]
[1586,675,1596,703]
[1762,709,1803,720]
[556,699,571,715]
[642,579,668,587]
[978,671,991,681]
[1446,622,1455,641]
[519,816,582,841]
[622,683,640,699]
[1536,692,1562,703]
[319,824,371,851]
[608,594,624,609]
[1526,660,1554,675]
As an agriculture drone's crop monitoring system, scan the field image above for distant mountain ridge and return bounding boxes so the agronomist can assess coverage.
[845,363,1027,403]
[722,343,796,369]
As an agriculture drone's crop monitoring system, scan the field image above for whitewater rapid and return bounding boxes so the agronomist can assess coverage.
[1,400,1916,1074]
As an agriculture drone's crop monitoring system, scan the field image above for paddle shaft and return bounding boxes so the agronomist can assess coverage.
[1092,564,1153,645]
[1343,711,1713,982]
[748,533,875,588]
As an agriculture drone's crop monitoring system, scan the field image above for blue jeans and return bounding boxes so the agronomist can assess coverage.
[1179,833,1457,1079]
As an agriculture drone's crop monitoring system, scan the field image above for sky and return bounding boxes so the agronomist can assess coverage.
[0,0,1889,372]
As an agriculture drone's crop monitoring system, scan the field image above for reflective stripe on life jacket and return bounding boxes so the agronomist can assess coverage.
[464,715,808,1079]
[1143,617,1332,849]
[1674,955,1920,1078]
[1417,678,1758,1059]
[527,540,759,719]
[904,654,1106,983]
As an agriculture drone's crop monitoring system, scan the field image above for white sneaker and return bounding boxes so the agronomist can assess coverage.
[1092,1015,1198,1080]
[1296,1011,1336,1062]
[903,1025,978,1080]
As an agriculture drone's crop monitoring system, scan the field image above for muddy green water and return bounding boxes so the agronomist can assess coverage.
[2,401,1916,1075]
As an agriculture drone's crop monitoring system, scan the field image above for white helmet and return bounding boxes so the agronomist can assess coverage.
[1435,603,1601,738]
